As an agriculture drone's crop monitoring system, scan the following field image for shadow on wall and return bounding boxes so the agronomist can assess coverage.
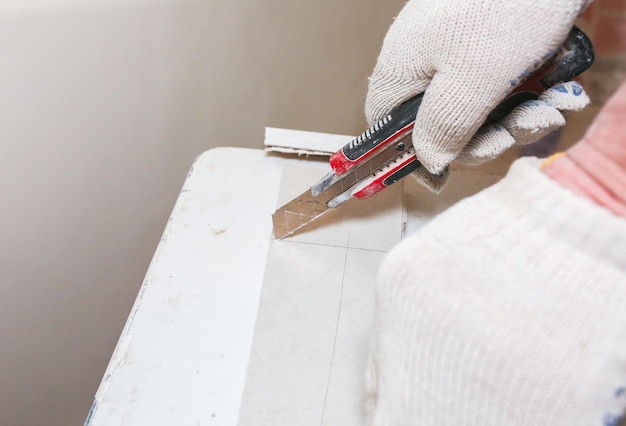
[0,0,405,425]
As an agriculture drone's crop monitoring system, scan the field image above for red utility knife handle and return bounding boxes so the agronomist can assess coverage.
[329,102,419,176]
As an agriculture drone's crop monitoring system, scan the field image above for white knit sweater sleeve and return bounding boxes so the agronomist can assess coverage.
[366,157,626,425]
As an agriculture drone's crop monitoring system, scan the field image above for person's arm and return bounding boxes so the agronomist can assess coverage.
[543,80,626,217]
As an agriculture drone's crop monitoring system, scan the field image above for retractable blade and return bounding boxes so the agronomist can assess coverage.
[272,26,594,240]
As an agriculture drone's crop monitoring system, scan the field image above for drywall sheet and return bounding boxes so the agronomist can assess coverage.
[238,165,404,425]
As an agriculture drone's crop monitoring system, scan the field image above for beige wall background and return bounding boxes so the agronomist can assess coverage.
[0,0,406,425]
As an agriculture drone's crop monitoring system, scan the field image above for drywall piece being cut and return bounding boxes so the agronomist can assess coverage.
[238,164,404,426]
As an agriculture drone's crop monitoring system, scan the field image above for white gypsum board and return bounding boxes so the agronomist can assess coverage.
[238,164,404,425]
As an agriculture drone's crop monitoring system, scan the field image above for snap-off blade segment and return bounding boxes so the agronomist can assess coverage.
[271,159,383,239]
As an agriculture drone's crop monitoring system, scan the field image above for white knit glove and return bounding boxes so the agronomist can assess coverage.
[366,158,626,425]
[366,0,592,191]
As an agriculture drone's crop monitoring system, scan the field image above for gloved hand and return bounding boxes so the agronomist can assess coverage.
[366,0,592,192]
[365,78,626,426]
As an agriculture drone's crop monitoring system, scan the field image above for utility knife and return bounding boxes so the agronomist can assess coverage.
[272,26,594,239]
